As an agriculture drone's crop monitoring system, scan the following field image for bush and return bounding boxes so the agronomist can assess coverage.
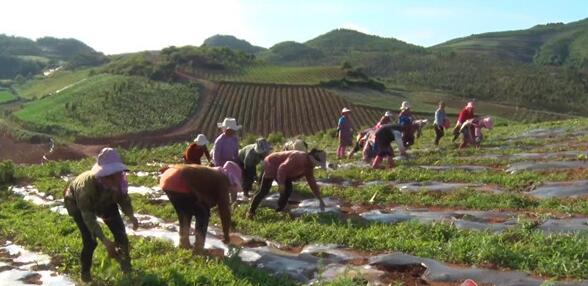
[267,132,285,145]
[0,161,15,185]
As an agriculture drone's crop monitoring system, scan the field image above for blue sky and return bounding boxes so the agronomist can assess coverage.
[1,0,587,54]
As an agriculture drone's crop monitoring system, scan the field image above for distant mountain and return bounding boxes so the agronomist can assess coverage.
[435,18,588,67]
[202,35,266,54]
[0,34,106,78]
[259,29,426,65]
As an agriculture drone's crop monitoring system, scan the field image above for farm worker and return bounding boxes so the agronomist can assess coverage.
[159,162,240,251]
[375,111,393,129]
[247,149,328,218]
[453,101,475,141]
[372,124,407,169]
[398,101,417,147]
[213,117,241,167]
[183,134,212,165]
[238,138,273,197]
[459,116,493,149]
[348,128,371,159]
[433,101,449,146]
[337,107,353,159]
[64,148,139,282]
[283,138,308,152]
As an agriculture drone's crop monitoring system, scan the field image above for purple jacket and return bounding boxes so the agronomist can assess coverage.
[213,133,240,167]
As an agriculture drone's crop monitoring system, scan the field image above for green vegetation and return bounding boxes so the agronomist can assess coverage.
[0,34,105,78]
[105,46,255,81]
[0,88,16,103]
[15,74,199,137]
[188,65,346,85]
[435,18,588,68]
[16,68,91,99]
[203,34,266,54]
[0,195,296,285]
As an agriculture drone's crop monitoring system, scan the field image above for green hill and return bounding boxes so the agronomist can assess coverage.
[14,74,199,137]
[258,41,325,65]
[0,34,107,79]
[435,18,588,67]
[203,35,266,54]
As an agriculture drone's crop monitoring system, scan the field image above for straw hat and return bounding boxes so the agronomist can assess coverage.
[254,138,272,154]
[400,101,411,110]
[194,134,209,146]
[217,117,242,131]
[91,148,128,178]
[341,107,351,114]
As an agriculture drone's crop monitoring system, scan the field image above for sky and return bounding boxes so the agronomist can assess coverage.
[2,0,587,54]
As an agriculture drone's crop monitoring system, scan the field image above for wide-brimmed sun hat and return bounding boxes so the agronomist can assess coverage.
[194,134,209,146]
[254,138,272,154]
[384,111,393,117]
[400,101,411,110]
[91,148,128,178]
[341,107,351,114]
[482,116,493,129]
[217,117,242,131]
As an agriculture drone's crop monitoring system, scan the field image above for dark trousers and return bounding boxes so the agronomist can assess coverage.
[70,204,131,276]
[165,191,210,249]
[249,175,293,214]
[434,124,445,145]
[242,165,257,195]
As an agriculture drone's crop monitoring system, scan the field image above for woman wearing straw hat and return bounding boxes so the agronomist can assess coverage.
[399,101,416,147]
[213,118,241,167]
[183,134,212,165]
[375,111,393,129]
[238,138,272,197]
[64,148,139,282]
[336,107,353,159]
[159,161,241,252]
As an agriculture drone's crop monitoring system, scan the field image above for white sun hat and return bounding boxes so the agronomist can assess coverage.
[400,101,411,110]
[341,107,351,114]
[91,148,128,178]
[384,111,393,117]
[194,134,209,146]
[217,117,242,131]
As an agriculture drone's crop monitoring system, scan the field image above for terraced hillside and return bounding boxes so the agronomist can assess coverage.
[194,82,384,138]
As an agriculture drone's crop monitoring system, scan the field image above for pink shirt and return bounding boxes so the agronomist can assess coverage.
[263,151,319,192]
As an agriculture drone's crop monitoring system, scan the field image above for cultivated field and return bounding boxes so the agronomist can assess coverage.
[2,118,588,285]
[194,82,385,138]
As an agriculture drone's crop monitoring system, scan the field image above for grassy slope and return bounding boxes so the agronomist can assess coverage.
[0,89,16,104]
[186,65,346,85]
[435,18,588,65]
[14,74,198,137]
[16,68,91,100]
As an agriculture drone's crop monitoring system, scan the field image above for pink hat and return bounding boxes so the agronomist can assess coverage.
[215,161,242,188]
[481,116,493,129]
[91,148,128,178]
[466,101,475,109]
